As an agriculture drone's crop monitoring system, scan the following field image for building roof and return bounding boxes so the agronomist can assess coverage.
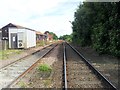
[1,23,35,31]
[35,31,44,35]
[1,23,46,36]
[44,31,49,34]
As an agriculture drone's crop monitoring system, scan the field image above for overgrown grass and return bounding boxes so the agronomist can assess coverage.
[37,64,52,78]
[37,64,52,72]
[0,49,22,60]
[36,41,45,47]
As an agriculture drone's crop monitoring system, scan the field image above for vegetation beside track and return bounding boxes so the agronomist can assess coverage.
[0,49,22,60]
[60,2,119,57]
[37,64,52,72]
[72,2,119,57]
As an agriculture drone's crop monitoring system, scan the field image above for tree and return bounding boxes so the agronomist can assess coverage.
[49,32,58,40]
[59,34,72,42]
[72,2,120,57]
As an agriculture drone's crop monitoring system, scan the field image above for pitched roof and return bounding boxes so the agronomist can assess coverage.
[1,23,35,31]
[1,23,46,35]
[44,31,49,34]
[35,31,44,35]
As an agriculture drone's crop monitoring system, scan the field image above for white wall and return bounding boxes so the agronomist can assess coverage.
[9,28,36,48]
[26,30,36,48]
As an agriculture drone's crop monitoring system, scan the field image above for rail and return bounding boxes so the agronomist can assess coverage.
[5,44,58,88]
[0,44,53,69]
[66,42,117,90]
[63,43,67,90]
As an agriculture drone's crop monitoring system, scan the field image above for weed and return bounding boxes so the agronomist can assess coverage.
[37,64,52,78]
[18,81,27,88]
[37,64,52,72]
[0,49,22,60]
[43,79,52,87]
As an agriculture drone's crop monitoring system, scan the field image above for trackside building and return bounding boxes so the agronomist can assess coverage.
[1,23,36,49]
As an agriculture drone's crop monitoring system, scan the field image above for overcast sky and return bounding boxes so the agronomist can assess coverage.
[0,0,84,37]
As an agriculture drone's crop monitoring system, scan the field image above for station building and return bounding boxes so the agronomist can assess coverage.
[36,31,47,43]
[1,23,46,49]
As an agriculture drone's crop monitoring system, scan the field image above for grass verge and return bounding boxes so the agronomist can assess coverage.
[37,64,52,78]
[0,49,22,60]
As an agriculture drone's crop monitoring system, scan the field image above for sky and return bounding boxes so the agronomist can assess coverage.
[0,0,83,37]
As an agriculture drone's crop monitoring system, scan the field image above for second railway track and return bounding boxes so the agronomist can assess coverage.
[63,42,117,89]
[0,43,57,89]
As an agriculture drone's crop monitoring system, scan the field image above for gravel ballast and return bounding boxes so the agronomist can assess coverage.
[11,42,63,88]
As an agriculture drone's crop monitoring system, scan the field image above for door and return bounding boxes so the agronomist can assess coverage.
[18,32,24,48]
[11,33,17,48]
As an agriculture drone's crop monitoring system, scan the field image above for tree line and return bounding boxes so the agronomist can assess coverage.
[59,34,72,42]
[71,2,120,57]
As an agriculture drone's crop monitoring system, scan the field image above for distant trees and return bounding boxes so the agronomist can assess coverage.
[59,34,72,42]
[49,32,58,40]
[72,2,120,57]
[44,31,58,40]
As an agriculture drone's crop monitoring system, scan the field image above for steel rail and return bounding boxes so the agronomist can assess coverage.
[5,44,58,88]
[67,42,117,90]
[63,43,67,90]
[0,44,53,70]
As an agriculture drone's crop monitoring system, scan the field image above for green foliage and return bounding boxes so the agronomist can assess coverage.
[38,64,52,72]
[72,2,120,57]
[59,34,72,42]
[72,3,95,46]
[49,32,58,40]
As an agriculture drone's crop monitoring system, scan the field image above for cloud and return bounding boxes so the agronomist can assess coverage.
[0,0,81,37]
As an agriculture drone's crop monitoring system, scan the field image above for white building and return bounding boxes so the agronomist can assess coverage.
[1,23,36,49]
[9,28,36,49]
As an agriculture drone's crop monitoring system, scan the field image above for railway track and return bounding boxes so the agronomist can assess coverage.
[0,43,57,89]
[0,42,117,89]
[0,44,53,69]
[63,42,117,89]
